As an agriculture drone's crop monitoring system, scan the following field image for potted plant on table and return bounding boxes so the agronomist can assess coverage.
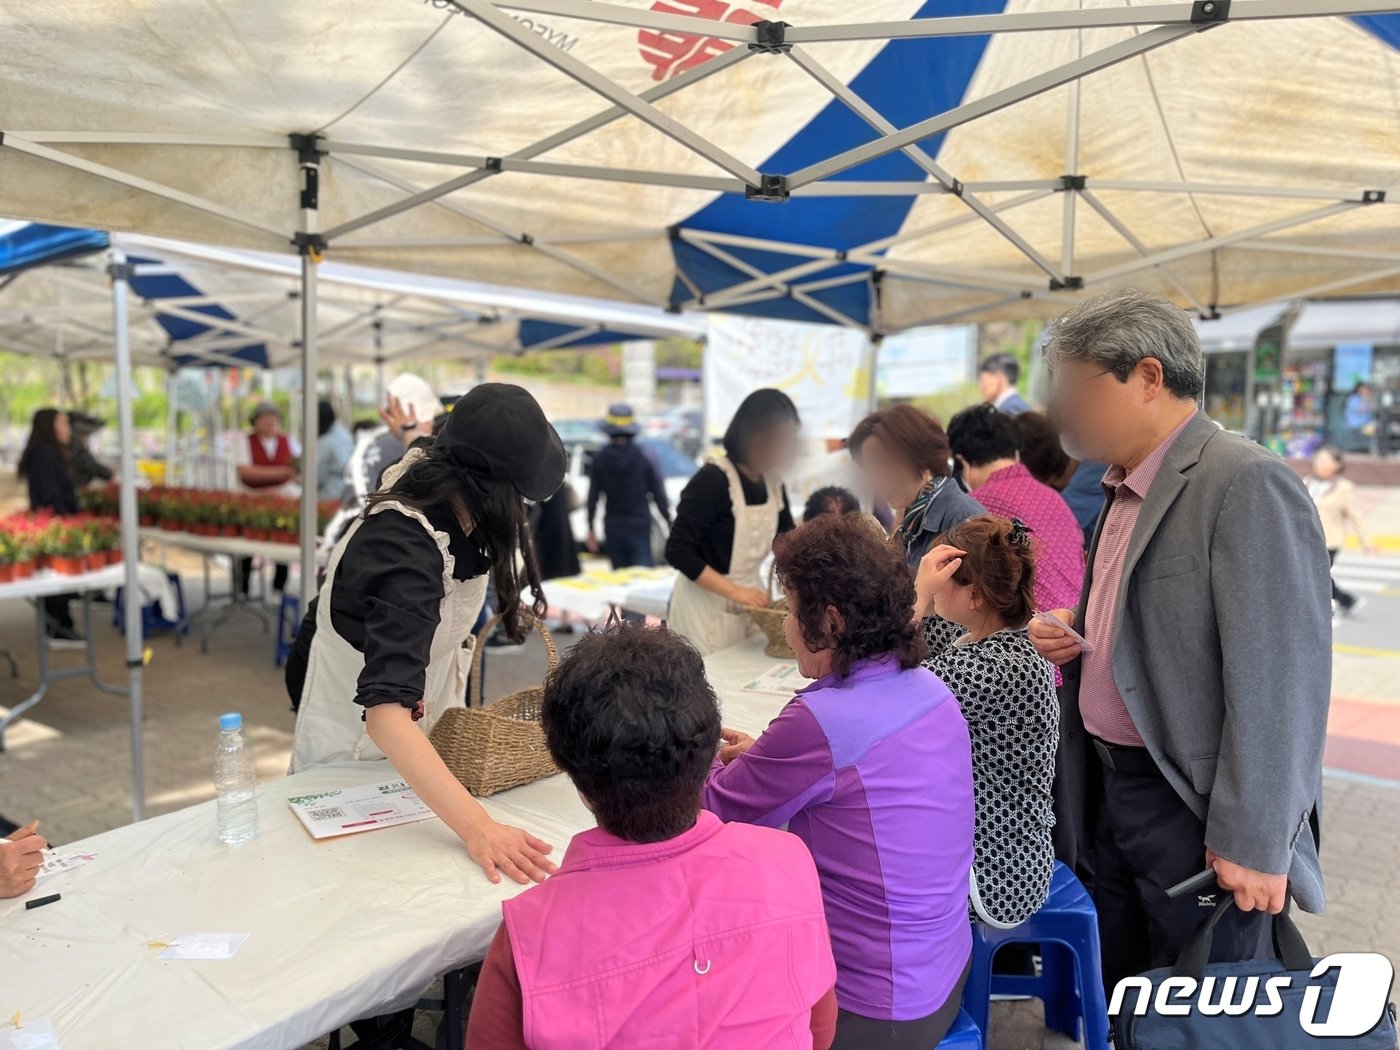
[0,523,20,584]
[45,519,88,576]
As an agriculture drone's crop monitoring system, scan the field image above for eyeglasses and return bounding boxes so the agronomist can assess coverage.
[1049,368,1114,408]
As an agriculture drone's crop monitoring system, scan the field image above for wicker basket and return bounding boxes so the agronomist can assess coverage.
[429,611,560,797]
[746,599,795,659]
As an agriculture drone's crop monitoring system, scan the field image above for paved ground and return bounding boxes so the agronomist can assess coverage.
[4,488,1399,1047]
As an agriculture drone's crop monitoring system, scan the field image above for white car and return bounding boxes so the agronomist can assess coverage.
[565,438,698,562]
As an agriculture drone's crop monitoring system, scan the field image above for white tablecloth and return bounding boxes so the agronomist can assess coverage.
[547,566,676,622]
[0,637,799,1050]
[0,562,180,621]
[138,527,309,566]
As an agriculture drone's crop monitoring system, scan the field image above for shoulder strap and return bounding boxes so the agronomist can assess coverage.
[1172,897,1312,978]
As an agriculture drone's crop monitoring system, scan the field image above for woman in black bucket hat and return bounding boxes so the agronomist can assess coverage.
[291,383,567,885]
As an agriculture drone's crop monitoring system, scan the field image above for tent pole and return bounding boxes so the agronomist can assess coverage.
[297,138,322,612]
[374,320,386,405]
[164,366,178,486]
[109,247,146,823]
[1061,9,1083,279]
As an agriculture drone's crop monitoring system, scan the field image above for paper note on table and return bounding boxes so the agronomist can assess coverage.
[36,852,96,884]
[287,780,437,840]
[158,933,249,960]
[742,663,811,696]
[0,1016,60,1050]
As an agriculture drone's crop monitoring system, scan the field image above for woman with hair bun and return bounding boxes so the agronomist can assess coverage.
[914,515,1059,929]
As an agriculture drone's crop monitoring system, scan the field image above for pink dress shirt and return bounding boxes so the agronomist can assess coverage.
[1078,413,1197,746]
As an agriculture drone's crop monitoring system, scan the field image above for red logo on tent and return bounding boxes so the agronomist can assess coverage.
[639,0,783,81]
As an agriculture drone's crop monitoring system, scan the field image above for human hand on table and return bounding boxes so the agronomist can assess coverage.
[718,728,755,765]
[462,819,557,885]
[0,821,46,899]
[1207,847,1288,915]
[1028,608,1083,666]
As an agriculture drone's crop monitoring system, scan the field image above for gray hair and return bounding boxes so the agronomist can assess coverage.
[1043,289,1204,400]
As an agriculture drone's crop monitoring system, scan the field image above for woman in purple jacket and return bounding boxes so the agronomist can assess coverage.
[704,513,976,1049]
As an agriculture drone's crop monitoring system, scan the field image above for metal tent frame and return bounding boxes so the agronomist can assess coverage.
[4,1,1397,339]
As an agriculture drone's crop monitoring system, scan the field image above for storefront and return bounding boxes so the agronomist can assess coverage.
[1284,300,1400,456]
[1193,304,1289,440]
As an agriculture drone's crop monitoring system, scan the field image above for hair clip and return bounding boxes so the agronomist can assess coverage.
[1009,518,1034,547]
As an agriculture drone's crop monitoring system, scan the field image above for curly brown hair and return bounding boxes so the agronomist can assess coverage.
[934,515,1037,627]
[773,512,926,680]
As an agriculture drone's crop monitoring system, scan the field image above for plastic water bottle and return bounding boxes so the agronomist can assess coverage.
[215,712,260,845]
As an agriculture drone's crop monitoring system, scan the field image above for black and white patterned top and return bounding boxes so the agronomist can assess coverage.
[923,616,1059,928]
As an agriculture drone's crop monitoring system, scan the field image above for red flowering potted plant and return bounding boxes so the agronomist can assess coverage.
[0,523,21,584]
[6,516,40,579]
[271,498,299,545]
[45,518,88,576]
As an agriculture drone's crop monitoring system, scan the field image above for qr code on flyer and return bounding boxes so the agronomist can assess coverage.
[307,806,346,822]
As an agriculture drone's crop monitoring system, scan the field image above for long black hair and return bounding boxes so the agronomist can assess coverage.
[365,447,545,643]
[17,408,70,479]
[722,388,800,466]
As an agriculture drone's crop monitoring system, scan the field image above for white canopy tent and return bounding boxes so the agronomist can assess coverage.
[0,233,706,372]
[3,1,1399,331]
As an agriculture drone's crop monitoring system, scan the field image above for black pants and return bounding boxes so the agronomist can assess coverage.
[1090,738,1271,995]
[605,528,653,625]
[830,959,970,1049]
[1327,548,1356,610]
[238,557,288,597]
[44,594,76,630]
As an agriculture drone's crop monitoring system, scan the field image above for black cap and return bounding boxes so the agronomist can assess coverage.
[435,383,566,502]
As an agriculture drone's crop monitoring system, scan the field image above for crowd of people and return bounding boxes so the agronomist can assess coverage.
[2,288,1345,1049]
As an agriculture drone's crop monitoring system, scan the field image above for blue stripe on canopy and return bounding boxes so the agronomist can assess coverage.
[518,320,651,349]
[127,256,268,368]
[0,222,268,368]
[667,0,1006,327]
[0,223,109,274]
[1353,14,1400,50]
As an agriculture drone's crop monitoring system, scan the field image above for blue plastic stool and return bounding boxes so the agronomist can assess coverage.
[275,593,301,667]
[939,1009,983,1048]
[962,861,1109,1050]
[114,572,188,636]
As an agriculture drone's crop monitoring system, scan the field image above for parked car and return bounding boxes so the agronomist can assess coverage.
[566,437,698,563]
[642,407,703,457]
[552,418,607,446]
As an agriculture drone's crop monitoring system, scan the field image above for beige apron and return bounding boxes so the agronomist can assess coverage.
[666,456,781,656]
[290,452,487,772]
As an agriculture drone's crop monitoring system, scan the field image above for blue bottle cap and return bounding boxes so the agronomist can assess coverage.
[219,712,243,732]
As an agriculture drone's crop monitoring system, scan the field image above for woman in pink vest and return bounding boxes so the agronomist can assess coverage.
[705,513,976,1048]
[467,624,837,1049]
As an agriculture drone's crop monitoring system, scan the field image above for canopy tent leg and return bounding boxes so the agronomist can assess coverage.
[374,319,386,406]
[297,138,322,612]
[1060,11,1083,280]
[109,248,146,823]
[164,367,178,487]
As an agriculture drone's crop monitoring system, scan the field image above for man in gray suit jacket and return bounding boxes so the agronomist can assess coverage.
[1028,290,1331,994]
